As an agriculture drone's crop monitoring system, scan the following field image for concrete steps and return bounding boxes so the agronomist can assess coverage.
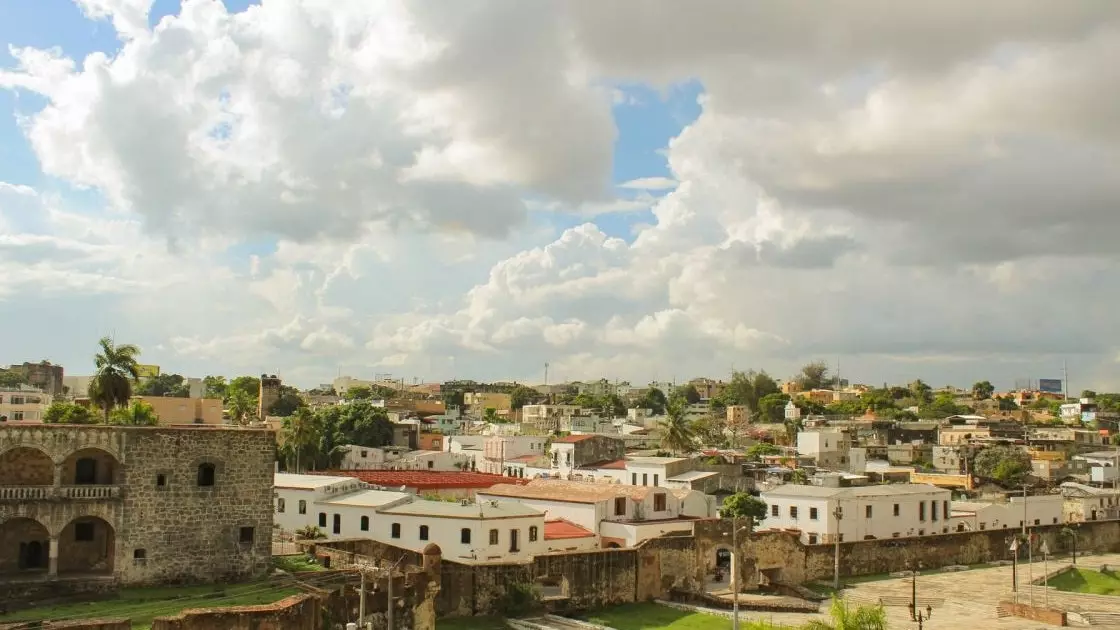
[1082,611,1120,626]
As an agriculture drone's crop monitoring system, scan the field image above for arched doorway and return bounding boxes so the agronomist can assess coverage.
[0,517,50,575]
[58,516,116,575]
[0,447,54,486]
[61,449,119,485]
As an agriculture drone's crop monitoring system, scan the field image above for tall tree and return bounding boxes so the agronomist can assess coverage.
[973,445,1033,487]
[797,361,830,390]
[972,380,995,400]
[658,399,695,454]
[135,373,190,397]
[202,375,228,400]
[281,407,319,472]
[721,493,768,528]
[267,385,304,416]
[88,336,141,421]
[758,392,792,423]
[43,401,97,424]
[0,369,27,387]
[510,385,541,410]
[109,400,160,426]
[909,379,933,404]
[226,388,258,425]
[674,384,701,405]
[227,375,261,402]
[634,388,667,415]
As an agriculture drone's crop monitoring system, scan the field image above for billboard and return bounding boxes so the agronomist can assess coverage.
[135,364,161,379]
[1038,378,1063,394]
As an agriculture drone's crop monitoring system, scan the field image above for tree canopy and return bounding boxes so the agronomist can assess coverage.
[796,361,830,390]
[721,493,768,528]
[88,336,141,421]
[108,400,160,426]
[973,445,1033,486]
[972,380,995,400]
[267,385,304,417]
[43,401,97,424]
[278,401,396,471]
[633,388,667,415]
[0,369,27,387]
[135,373,190,398]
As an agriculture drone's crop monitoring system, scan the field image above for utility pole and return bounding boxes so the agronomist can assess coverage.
[358,571,366,627]
[833,504,844,590]
[731,516,740,630]
[1010,536,1020,599]
[1041,539,1051,609]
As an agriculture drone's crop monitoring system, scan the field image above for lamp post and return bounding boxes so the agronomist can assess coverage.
[1041,539,1051,609]
[724,517,750,630]
[833,504,844,590]
[908,563,932,629]
[1009,536,1020,602]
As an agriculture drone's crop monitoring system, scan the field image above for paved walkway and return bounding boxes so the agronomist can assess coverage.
[731,552,1120,629]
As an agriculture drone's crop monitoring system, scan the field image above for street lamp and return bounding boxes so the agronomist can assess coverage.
[832,505,844,590]
[1009,535,1020,600]
[723,517,750,630]
[908,561,932,629]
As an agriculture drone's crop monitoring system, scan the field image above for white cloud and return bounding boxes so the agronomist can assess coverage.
[3,2,1120,390]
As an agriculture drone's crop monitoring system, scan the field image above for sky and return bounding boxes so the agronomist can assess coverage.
[2,1,1120,392]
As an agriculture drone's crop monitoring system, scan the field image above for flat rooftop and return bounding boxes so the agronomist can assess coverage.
[275,473,359,490]
[316,470,531,490]
[379,499,542,519]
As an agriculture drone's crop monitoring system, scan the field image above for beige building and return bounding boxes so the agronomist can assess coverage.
[137,396,224,425]
[464,392,512,412]
[726,405,750,426]
[0,387,52,423]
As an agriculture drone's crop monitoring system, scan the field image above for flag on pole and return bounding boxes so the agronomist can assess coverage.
[1040,540,1050,556]
[1010,538,1020,551]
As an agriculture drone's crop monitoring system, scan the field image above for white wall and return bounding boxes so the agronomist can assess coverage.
[761,489,952,543]
[274,487,319,534]
[475,495,602,532]
[376,511,545,562]
[543,532,599,553]
[600,519,695,547]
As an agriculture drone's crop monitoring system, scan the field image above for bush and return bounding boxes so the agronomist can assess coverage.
[494,581,540,617]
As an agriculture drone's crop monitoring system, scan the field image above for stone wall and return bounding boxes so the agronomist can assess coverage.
[0,446,53,485]
[1,620,130,630]
[151,594,319,630]
[1000,601,1067,625]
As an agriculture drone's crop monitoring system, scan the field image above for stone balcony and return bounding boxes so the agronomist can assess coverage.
[0,485,123,501]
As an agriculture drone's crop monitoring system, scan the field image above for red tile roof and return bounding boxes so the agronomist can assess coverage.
[315,470,531,490]
[544,518,596,540]
[553,435,596,443]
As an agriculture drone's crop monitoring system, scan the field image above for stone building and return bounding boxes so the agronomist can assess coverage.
[258,374,282,419]
[0,424,274,589]
[8,361,65,396]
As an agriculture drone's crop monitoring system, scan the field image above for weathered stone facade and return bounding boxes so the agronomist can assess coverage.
[0,424,274,589]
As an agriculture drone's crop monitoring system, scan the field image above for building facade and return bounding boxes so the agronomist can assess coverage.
[0,424,274,587]
[8,361,65,396]
[0,387,52,423]
[137,396,224,425]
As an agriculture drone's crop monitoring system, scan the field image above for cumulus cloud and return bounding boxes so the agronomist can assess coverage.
[3,1,1120,388]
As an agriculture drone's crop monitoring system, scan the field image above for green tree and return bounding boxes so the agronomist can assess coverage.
[797,361,830,390]
[135,373,190,397]
[918,392,968,419]
[804,597,887,630]
[972,380,995,400]
[268,385,304,416]
[973,445,1033,486]
[746,442,781,460]
[996,395,1019,411]
[692,415,728,448]
[790,468,809,485]
[674,384,701,405]
[722,370,781,415]
[43,401,97,424]
[202,375,227,399]
[483,407,501,423]
[88,336,142,421]
[226,375,261,402]
[0,369,27,387]
[344,385,373,401]
[280,407,319,472]
[783,417,804,445]
[1082,390,1098,400]
[721,493,768,528]
[442,388,465,408]
[658,399,695,454]
[635,388,667,415]
[226,388,258,425]
[909,379,933,404]
[108,400,159,426]
[510,385,541,410]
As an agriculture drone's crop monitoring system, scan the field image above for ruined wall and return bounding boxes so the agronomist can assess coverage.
[150,594,319,630]
[1,620,130,630]
[0,446,53,485]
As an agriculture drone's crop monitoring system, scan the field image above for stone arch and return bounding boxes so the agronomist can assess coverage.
[61,447,121,485]
[0,446,55,486]
[0,517,51,575]
[605,542,622,549]
[58,515,116,575]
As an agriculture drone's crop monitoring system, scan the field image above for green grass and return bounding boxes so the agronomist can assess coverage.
[0,580,300,630]
[272,554,325,573]
[437,615,509,629]
[1049,568,1120,596]
[582,603,734,630]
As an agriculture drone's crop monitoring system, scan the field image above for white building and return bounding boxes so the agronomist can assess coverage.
[760,483,952,544]
[480,436,548,475]
[522,404,583,432]
[273,473,374,535]
[1061,482,1120,522]
[796,430,851,469]
[0,386,52,422]
[339,445,411,469]
[949,495,1064,532]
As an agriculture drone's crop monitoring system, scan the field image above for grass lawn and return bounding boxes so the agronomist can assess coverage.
[0,580,300,630]
[437,615,509,629]
[272,554,325,573]
[582,603,734,630]
[1049,568,1120,596]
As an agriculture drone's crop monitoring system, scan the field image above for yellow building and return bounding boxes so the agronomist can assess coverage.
[463,392,512,412]
[726,405,750,426]
[136,396,224,425]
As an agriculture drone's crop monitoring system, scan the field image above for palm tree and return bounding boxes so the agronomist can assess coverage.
[804,597,887,630]
[282,407,318,472]
[659,398,695,454]
[108,400,159,426]
[227,388,258,425]
[88,336,141,422]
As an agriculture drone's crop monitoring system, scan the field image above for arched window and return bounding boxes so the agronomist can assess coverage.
[420,525,429,541]
[318,513,327,527]
[391,523,401,539]
[360,516,370,531]
[75,458,97,485]
[196,463,216,487]
[529,526,538,542]
[460,528,471,544]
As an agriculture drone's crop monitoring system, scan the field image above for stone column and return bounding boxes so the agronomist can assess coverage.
[48,536,59,577]
[53,462,63,488]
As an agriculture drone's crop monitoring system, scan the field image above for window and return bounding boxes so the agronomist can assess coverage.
[391,523,401,539]
[943,501,949,519]
[892,532,900,538]
[931,501,938,521]
[642,473,648,486]
[75,522,94,542]
[333,514,341,535]
[1034,519,1040,526]
[838,534,844,542]
[489,529,499,545]
[299,500,307,515]
[790,506,798,519]
[529,526,538,542]
[361,450,368,458]
[197,463,216,487]
[461,528,471,544]
[771,504,779,517]
[419,525,429,540]
[319,513,327,527]
[653,474,659,487]
[632,473,637,485]
[654,493,667,511]
[810,507,819,520]
[510,529,520,552]
[156,474,167,488]
[427,460,434,469]
[133,549,146,560]
[893,503,900,517]
[614,497,626,516]
[918,529,925,536]
[918,501,926,521]
[12,411,24,421]
[75,458,97,485]
[276,498,286,513]
[239,527,255,543]
[808,534,818,544]
[361,516,370,531]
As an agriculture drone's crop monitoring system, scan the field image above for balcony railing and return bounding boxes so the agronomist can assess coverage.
[0,485,122,501]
